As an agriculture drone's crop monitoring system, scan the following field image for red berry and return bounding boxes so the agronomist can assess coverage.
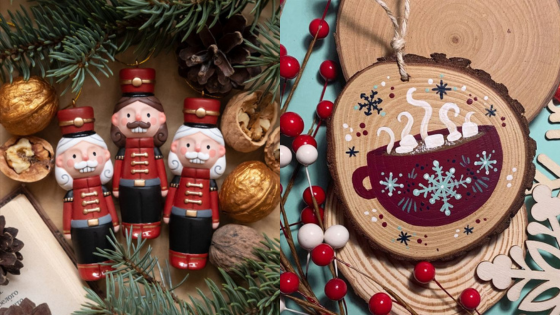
[317,100,334,120]
[280,112,304,137]
[280,44,287,57]
[292,135,317,152]
[280,272,300,294]
[311,243,335,266]
[309,18,330,39]
[460,288,481,310]
[368,293,392,315]
[280,55,300,80]
[301,206,325,225]
[555,84,560,103]
[320,60,338,81]
[303,186,326,206]
[325,278,347,301]
[414,261,436,284]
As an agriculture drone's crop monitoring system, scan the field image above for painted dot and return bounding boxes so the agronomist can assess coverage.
[484,96,489,101]
[379,214,384,219]
[387,76,390,79]
[425,88,430,92]
[424,235,428,238]
[484,218,487,221]
[372,209,377,212]
[513,168,517,172]
[428,79,434,84]
[345,134,352,141]
[417,239,423,244]
[356,132,361,137]
[374,85,378,89]
[467,99,473,105]
[397,226,402,230]
[381,81,386,87]
[474,97,478,101]
[363,130,369,136]
[425,243,428,246]
[507,175,513,180]
[382,222,387,227]
[440,74,444,78]
[456,229,460,233]
[350,128,354,132]
[453,87,458,91]
[354,105,359,110]
[381,112,387,117]
[476,219,481,224]
[501,117,506,121]
[469,94,472,97]
[360,123,366,128]
[391,86,395,90]
[343,123,348,128]
[389,93,395,98]
[461,86,467,91]
[372,217,378,222]
[364,211,370,215]
[507,183,512,188]
[502,123,506,127]
[454,234,459,238]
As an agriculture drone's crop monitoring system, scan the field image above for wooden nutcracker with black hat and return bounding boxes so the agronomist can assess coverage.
[55,106,119,281]
[164,97,226,270]
[110,68,169,240]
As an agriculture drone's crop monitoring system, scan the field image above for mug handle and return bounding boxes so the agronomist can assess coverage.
[352,166,377,200]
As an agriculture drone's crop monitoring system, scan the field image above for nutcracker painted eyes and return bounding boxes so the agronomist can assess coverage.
[55,106,119,281]
[110,68,169,240]
[164,97,226,270]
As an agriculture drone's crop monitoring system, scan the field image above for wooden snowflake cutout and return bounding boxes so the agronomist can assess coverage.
[477,184,560,314]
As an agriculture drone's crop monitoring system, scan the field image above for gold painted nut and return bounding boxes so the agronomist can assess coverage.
[73,117,84,127]
[132,77,143,87]
[195,107,206,118]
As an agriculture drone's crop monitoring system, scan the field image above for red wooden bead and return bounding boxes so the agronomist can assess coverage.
[460,288,481,310]
[368,292,392,315]
[280,44,287,57]
[309,18,330,39]
[320,60,338,81]
[316,100,334,120]
[555,84,560,103]
[311,243,335,266]
[280,272,300,294]
[280,112,304,137]
[292,134,317,152]
[303,186,326,206]
[414,261,436,284]
[280,55,300,80]
[300,206,325,225]
[325,278,347,301]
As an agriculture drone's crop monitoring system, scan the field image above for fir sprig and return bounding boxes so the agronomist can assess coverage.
[74,230,280,315]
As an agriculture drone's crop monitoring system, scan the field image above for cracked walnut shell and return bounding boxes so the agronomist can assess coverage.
[0,136,54,182]
[220,91,278,153]
[264,127,280,174]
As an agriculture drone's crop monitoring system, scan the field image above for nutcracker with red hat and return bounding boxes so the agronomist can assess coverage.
[111,68,169,240]
[164,97,226,270]
[55,106,119,281]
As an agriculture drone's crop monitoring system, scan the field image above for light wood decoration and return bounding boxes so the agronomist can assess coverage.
[327,54,535,260]
[477,184,560,314]
[324,187,528,314]
[526,154,560,195]
[335,0,560,121]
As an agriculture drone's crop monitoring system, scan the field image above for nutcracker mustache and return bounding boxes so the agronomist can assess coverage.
[185,151,210,164]
[127,121,151,133]
[74,160,99,173]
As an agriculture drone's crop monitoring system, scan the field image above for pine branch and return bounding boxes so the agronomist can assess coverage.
[74,230,279,315]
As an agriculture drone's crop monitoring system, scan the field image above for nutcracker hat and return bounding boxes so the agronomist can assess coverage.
[57,106,96,138]
[183,97,221,128]
[120,68,156,95]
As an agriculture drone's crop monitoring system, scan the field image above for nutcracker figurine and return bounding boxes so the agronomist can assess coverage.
[164,98,226,270]
[111,68,168,239]
[55,106,119,281]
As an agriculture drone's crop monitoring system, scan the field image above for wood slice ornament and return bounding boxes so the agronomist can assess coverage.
[327,54,535,260]
[336,0,560,121]
[324,187,529,314]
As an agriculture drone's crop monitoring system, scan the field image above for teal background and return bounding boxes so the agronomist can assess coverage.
[280,0,559,314]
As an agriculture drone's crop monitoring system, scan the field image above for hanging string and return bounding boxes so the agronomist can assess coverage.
[61,87,83,109]
[183,80,223,99]
[374,0,410,81]
[114,49,156,68]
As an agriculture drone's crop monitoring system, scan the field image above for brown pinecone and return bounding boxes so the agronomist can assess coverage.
[0,298,51,315]
[0,216,24,286]
[177,14,262,95]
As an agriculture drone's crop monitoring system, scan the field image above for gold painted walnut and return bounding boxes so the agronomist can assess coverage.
[0,77,58,136]
[220,91,278,153]
[219,161,280,223]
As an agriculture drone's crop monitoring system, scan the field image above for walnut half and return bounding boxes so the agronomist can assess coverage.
[0,136,54,182]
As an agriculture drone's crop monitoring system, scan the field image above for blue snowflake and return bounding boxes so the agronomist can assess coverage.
[413,161,472,216]
[485,105,497,117]
[432,80,451,100]
[396,231,411,246]
[464,225,474,235]
[379,172,404,196]
[474,151,498,175]
[358,90,383,116]
[346,146,359,157]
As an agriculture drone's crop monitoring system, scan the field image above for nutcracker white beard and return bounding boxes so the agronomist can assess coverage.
[168,125,226,179]
[55,134,114,190]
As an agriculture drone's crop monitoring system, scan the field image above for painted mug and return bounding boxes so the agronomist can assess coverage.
[351,126,503,226]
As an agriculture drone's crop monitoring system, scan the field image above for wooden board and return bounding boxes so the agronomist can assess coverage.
[325,187,528,314]
[327,54,535,260]
[335,0,560,121]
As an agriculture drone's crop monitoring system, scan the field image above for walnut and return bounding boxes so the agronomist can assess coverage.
[0,136,54,182]
[264,127,280,174]
[220,91,278,152]
[209,224,267,273]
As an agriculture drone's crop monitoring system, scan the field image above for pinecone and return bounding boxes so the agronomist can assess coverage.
[0,216,24,286]
[177,14,261,95]
[0,298,51,315]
